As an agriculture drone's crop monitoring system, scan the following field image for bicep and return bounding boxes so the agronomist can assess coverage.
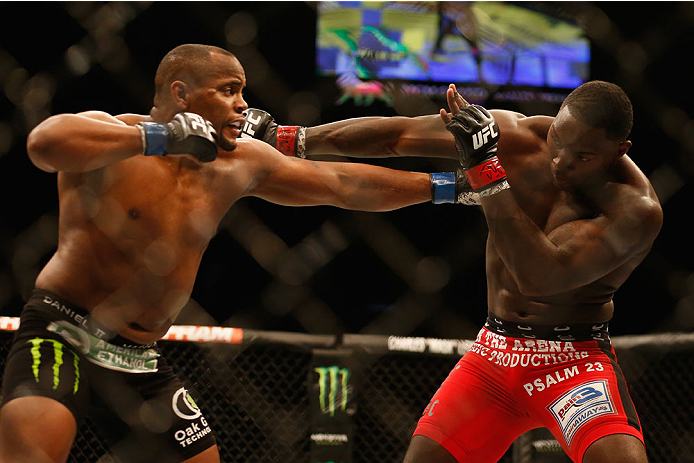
[243,142,344,206]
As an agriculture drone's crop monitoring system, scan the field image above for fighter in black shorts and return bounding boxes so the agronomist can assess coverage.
[3,290,215,462]
[0,44,442,462]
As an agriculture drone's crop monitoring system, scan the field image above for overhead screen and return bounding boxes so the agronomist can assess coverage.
[316,1,590,92]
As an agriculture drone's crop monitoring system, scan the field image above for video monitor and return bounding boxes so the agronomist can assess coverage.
[316,1,590,103]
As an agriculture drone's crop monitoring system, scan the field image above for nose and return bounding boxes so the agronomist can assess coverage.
[552,150,574,171]
[234,95,248,114]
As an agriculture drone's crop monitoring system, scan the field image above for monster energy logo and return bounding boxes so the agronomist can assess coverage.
[28,337,80,395]
[314,366,349,417]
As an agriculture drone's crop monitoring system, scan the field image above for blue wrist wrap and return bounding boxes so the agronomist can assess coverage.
[430,172,456,204]
[140,122,169,156]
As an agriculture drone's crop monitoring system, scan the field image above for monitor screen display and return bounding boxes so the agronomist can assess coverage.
[316,1,590,90]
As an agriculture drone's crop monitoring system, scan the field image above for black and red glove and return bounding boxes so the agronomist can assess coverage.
[241,108,306,158]
[445,105,509,196]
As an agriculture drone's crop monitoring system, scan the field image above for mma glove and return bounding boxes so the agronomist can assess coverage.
[445,105,509,197]
[137,112,218,162]
[241,108,306,158]
[430,165,482,205]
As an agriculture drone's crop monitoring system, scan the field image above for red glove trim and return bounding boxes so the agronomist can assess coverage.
[464,156,507,190]
[276,126,298,157]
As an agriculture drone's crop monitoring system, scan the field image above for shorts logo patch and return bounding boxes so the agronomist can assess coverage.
[172,387,202,420]
[548,380,616,447]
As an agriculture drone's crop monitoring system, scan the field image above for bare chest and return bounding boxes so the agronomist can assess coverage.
[66,157,233,249]
[504,155,595,233]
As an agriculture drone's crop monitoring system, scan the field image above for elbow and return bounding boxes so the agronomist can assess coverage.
[26,120,61,172]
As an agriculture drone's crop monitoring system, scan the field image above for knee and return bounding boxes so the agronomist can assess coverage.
[403,435,458,463]
[0,397,76,463]
[582,434,648,463]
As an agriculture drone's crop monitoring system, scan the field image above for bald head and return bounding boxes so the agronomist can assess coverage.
[153,44,237,106]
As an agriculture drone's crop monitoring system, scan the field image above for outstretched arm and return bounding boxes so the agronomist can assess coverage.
[304,114,457,159]
[239,139,432,211]
[242,84,546,160]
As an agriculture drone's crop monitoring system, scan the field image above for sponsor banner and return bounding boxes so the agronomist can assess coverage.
[310,348,357,463]
[0,316,20,331]
[387,335,473,356]
[162,325,243,343]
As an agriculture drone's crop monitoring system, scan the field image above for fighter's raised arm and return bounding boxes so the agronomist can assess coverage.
[27,110,217,173]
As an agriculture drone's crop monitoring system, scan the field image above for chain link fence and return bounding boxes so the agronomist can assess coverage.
[1,326,692,462]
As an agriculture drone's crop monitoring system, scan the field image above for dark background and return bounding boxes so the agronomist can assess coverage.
[1,2,692,339]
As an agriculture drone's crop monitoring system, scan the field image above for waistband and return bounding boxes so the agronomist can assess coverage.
[26,289,155,348]
[484,312,610,342]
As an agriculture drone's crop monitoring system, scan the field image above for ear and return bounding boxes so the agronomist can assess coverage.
[617,139,632,158]
[169,81,189,110]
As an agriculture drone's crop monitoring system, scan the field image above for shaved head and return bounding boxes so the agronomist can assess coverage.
[153,44,237,105]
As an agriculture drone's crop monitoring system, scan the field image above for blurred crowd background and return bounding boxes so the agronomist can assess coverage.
[1,1,692,340]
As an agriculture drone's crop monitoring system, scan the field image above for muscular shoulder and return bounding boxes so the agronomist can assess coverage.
[69,111,150,126]
[491,111,553,157]
[603,179,663,253]
[217,137,292,175]
[115,113,151,126]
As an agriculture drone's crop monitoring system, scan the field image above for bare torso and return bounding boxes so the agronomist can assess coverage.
[484,110,659,326]
[35,117,248,344]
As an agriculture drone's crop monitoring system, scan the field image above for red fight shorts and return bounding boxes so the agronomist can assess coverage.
[413,319,644,462]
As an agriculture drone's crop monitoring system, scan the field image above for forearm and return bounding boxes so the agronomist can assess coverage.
[305,115,457,159]
[27,113,142,173]
[334,165,432,211]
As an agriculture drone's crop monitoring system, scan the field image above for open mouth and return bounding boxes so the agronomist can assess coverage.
[226,120,244,138]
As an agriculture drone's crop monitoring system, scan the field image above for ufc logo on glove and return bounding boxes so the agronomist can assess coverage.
[472,122,499,150]
[188,114,211,134]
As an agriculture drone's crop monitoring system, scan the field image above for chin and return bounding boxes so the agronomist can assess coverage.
[219,137,237,152]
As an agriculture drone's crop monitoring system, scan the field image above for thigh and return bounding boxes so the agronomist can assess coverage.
[1,326,89,421]
[583,434,647,463]
[1,328,87,462]
[526,344,644,462]
[0,396,77,462]
[410,353,533,463]
[88,352,217,463]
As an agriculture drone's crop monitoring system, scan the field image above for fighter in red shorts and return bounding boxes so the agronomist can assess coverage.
[415,317,643,462]
[243,81,663,462]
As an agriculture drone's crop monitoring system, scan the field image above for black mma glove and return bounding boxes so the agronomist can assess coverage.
[137,112,218,162]
[241,108,306,158]
[430,165,482,205]
[445,105,509,196]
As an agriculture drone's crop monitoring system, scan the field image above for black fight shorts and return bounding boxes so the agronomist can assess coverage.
[1,289,216,462]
